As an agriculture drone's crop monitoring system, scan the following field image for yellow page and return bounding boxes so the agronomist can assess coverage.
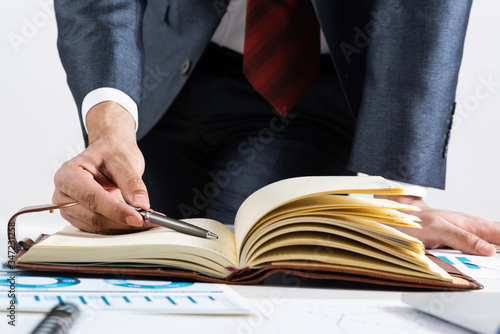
[259,200,420,228]
[251,246,452,281]
[247,232,433,275]
[259,195,419,226]
[240,223,423,267]
[242,213,423,262]
[234,176,405,258]
[243,195,421,250]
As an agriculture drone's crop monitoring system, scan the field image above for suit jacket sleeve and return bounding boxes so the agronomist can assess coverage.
[54,0,145,137]
[347,0,472,189]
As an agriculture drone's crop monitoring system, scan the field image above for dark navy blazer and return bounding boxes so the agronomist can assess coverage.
[54,0,472,189]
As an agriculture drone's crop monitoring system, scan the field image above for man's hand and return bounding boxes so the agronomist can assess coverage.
[376,195,500,256]
[52,101,156,234]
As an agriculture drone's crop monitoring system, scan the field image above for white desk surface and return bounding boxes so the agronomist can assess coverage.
[1,215,499,334]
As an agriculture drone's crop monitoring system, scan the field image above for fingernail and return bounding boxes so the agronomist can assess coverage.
[132,193,149,207]
[476,240,495,256]
[126,215,143,227]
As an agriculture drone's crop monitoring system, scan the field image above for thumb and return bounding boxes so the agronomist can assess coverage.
[114,170,150,210]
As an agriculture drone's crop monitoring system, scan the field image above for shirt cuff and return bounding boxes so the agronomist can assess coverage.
[357,173,428,198]
[81,87,139,133]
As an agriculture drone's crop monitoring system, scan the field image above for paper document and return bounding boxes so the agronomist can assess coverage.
[0,267,251,314]
[429,250,500,280]
[73,299,472,334]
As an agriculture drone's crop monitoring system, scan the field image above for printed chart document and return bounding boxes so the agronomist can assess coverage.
[0,268,251,314]
[429,249,500,280]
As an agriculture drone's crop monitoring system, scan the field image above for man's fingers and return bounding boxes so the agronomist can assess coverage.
[54,162,144,227]
[423,209,500,251]
[450,212,500,246]
[60,206,155,234]
[379,196,499,256]
[437,222,496,256]
[54,188,157,233]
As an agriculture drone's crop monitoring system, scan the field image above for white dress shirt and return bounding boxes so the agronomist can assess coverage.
[210,0,330,54]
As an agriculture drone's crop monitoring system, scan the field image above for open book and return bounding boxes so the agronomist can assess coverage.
[11,176,482,290]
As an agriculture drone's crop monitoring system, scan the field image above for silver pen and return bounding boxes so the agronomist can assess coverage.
[121,201,218,239]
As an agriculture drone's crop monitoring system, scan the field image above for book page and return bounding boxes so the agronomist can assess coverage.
[259,195,419,226]
[234,176,405,258]
[248,215,423,253]
[20,218,238,278]
[247,195,421,242]
[251,246,452,281]
[245,231,432,275]
[240,221,424,267]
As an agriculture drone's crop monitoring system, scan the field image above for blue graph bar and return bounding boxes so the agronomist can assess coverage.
[145,296,151,302]
[456,257,480,269]
[123,296,130,303]
[101,296,110,305]
[188,296,196,304]
[166,296,176,305]
[34,295,40,301]
[79,296,87,305]
[438,256,455,265]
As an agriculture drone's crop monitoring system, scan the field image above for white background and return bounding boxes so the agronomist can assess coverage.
[0,1,499,223]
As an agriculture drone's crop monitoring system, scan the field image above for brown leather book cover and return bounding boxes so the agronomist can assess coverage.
[7,202,483,291]
[9,234,482,290]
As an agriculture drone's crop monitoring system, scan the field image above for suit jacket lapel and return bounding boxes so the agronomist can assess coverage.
[310,0,372,116]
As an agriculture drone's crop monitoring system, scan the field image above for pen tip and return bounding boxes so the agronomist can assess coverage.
[207,232,218,239]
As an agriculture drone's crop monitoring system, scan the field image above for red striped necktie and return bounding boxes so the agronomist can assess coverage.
[243,0,320,116]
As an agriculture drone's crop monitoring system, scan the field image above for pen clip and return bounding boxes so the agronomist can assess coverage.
[119,201,144,212]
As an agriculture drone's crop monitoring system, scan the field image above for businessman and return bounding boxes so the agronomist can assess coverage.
[52,0,500,255]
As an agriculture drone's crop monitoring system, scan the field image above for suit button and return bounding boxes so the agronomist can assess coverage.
[180,58,191,74]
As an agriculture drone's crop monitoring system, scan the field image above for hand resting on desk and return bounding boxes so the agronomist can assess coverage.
[376,195,500,256]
